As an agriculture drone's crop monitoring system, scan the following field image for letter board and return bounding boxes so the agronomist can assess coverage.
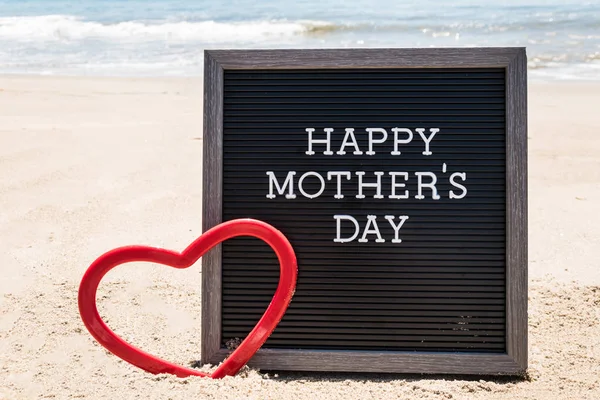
[202,48,527,375]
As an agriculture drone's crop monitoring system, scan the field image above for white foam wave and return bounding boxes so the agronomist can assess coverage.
[0,15,334,43]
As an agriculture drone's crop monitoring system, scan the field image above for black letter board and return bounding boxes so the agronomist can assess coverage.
[202,48,527,375]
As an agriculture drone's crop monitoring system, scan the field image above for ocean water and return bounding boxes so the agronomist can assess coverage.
[0,0,599,79]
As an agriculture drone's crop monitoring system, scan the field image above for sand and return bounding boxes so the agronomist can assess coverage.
[0,75,599,400]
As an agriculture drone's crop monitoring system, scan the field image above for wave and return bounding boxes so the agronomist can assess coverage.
[0,15,338,43]
[1,14,599,43]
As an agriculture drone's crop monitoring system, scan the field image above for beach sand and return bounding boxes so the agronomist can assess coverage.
[0,75,598,399]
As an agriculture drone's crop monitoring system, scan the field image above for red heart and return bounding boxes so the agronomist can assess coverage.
[78,219,297,378]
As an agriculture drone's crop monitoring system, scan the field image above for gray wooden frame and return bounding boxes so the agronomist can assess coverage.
[202,48,527,375]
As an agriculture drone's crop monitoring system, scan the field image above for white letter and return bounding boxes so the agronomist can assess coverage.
[327,171,351,199]
[298,171,326,199]
[358,215,385,243]
[266,171,297,199]
[415,128,439,156]
[385,215,409,243]
[391,128,413,155]
[334,215,360,243]
[337,128,363,155]
[356,171,384,199]
[388,172,409,199]
[449,172,468,199]
[415,172,440,200]
[366,128,388,156]
[305,128,333,156]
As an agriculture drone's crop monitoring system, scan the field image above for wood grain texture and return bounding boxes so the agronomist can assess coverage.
[207,48,519,69]
[505,48,528,373]
[201,50,224,364]
[209,349,523,375]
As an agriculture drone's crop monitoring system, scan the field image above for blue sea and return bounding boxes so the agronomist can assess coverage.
[0,0,599,79]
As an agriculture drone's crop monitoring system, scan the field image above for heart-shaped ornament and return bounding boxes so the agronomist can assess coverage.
[78,219,297,378]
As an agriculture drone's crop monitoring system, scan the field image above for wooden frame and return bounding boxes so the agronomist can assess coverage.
[202,48,527,375]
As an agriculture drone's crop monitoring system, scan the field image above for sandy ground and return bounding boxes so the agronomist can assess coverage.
[0,76,599,399]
